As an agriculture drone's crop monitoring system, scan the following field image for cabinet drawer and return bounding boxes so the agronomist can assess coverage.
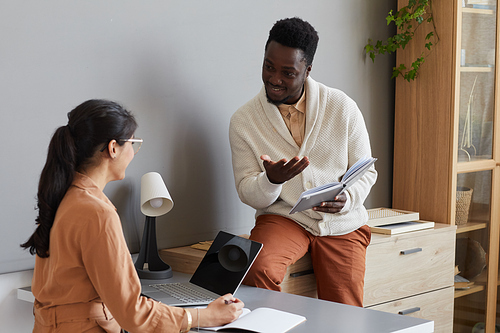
[281,253,317,298]
[366,286,454,333]
[364,229,455,306]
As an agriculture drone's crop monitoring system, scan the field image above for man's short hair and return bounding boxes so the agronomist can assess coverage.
[265,17,319,66]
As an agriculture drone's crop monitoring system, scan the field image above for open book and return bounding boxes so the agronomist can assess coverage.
[289,156,377,214]
[202,307,306,333]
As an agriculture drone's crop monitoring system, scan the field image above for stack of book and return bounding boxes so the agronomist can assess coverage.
[367,208,434,235]
[454,265,475,290]
[455,275,474,289]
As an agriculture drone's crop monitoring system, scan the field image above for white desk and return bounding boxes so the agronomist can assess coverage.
[143,272,434,333]
[18,272,434,333]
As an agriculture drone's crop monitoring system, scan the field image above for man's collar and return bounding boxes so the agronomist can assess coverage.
[278,86,306,116]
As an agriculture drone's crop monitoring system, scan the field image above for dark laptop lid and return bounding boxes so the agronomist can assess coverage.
[189,231,262,296]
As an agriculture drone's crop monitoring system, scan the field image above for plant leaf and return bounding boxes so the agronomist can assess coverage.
[366,0,435,81]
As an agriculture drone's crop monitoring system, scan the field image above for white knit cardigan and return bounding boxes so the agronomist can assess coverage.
[229,77,377,236]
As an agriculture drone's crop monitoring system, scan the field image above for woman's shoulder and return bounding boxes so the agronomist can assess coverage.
[58,186,118,227]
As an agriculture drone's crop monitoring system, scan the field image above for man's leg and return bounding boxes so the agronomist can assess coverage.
[243,214,311,291]
[310,225,371,306]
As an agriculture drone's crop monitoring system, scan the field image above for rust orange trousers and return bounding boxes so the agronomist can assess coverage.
[243,214,371,307]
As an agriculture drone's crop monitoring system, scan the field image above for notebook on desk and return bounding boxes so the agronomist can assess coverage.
[141,231,263,306]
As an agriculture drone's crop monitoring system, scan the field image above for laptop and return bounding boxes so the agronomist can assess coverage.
[141,231,263,306]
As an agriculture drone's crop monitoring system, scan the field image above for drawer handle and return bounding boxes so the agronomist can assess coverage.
[290,269,314,278]
[398,307,421,315]
[400,248,422,255]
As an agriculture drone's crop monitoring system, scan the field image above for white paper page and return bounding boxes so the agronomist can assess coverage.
[343,156,375,182]
[289,156,376,214]
[203,308,251,330]
[202,307,306,333]
[300,181,341,196]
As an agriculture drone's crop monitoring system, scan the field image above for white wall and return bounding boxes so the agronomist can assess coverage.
[0,270,34,332]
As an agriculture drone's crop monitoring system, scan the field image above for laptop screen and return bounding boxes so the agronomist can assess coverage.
[189,231,262,296]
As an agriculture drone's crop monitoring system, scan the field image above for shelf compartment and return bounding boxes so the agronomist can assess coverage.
[455,270,488,299]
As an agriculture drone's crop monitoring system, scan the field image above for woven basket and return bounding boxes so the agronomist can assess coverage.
[456,186,473,225]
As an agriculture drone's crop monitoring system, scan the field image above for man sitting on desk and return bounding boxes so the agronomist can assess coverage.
[229,17,377,306]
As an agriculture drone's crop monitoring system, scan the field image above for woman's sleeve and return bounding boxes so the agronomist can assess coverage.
[81,208,185,333]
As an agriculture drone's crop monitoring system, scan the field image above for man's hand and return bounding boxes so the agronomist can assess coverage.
[260,154,309,184]
[312,192,347,214]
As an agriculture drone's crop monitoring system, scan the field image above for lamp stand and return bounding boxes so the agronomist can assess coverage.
[134,216,173,279]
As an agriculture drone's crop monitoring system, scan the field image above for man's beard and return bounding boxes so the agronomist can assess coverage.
[265,92,292,106]
[265,83,305,106]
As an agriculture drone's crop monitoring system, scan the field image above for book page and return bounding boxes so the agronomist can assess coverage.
[289,156,376,214]
[342,156,377,183]
[300,181,341,196]
[203,307,306,333]
[203,308,251,331]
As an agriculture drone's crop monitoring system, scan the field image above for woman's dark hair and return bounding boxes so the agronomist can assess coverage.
[265,17,319,66]
[21,99,138,257]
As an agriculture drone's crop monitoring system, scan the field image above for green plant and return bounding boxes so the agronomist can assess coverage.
[365,0,438,82]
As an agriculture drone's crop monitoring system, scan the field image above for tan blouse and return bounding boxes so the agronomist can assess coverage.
[32,172,184,332]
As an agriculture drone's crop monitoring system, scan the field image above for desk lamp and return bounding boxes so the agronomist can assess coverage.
[134,172,174,279]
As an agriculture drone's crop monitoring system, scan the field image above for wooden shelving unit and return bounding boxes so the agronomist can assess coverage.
[392,0,499,332]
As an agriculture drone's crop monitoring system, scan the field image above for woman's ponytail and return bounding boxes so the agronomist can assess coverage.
[21,99,137,258]
[21,125,77,257]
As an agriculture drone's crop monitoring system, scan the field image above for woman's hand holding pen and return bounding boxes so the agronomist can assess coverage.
[198,294,244,328]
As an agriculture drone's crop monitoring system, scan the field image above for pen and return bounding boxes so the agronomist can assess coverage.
[224,300,234,305]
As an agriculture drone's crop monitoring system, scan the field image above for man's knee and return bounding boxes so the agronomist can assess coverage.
[244,257,285,291]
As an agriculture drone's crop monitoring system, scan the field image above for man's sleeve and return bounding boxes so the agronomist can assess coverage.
[229,115,282,209]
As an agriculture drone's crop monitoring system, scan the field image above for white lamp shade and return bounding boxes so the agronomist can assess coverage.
[140,172,174,217]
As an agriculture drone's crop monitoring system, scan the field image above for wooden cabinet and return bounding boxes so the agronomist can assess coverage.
[159,224,455,331]
[393,1,500,331]
[363,224,456,333]
[369,288,454,332]
[278,253,317,298]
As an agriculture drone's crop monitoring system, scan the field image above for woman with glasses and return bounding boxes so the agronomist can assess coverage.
[21,99,243,333]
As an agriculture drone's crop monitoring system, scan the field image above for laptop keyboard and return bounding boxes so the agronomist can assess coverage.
[150,283,216,303]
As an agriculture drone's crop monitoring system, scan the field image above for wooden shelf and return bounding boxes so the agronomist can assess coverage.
[462,7,495,15]
[456,159,497,173]
[454,270,488,298]
[460,66,494,73]
[456,222,488,234]
[455,284,485,298]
